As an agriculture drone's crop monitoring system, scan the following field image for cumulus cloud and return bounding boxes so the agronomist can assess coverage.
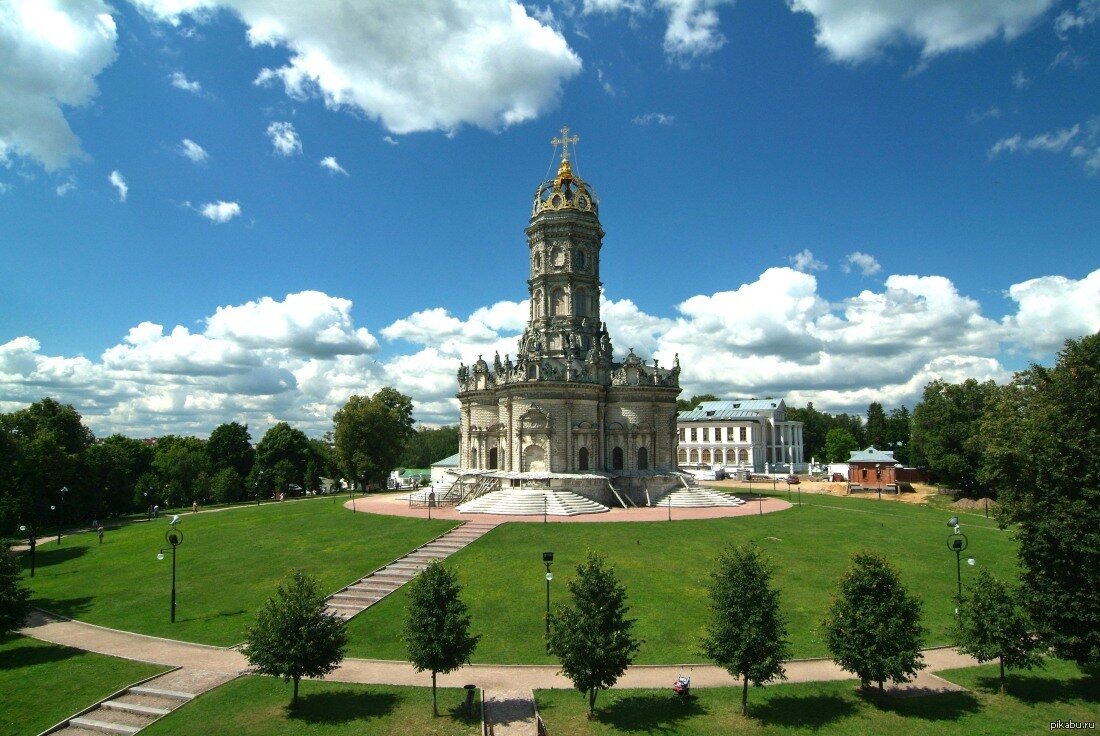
[788,0,1055,63]
[178,138,208,163]
[133,0,581,135]
[0,0,119,170]
[319,155,347,175]
[842,251,882,276]
[169,70,201,93]
[4,270,1098,436]
[633,112,675,125]
[266,121,301,156]
[197,200,241,222]
[108,170,127,201]
[789,249,827,272]
[582,0,733,60]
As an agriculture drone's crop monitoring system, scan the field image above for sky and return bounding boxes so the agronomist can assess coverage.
[1,0,1098,440]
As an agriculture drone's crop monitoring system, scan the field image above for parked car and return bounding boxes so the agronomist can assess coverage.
[785,474,799,484]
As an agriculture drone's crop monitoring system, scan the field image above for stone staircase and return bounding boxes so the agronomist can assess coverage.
[483,690,538,736]
[49,668,235,735]
[324,522,498,620]
[456,489,609,516]
[655,486,747,508]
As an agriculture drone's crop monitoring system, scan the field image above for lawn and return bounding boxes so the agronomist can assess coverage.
[0,634,167,736]
[344,491,1018,663]
[141,676,480,736]
[535,659,1097,735]
[24,498,456,645]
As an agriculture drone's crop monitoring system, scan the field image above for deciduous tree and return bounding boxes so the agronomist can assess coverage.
[954,569,1042,691]
[823,428,858,463]
[702,545,790,715]
[242,571,347,707]
[206,422,254,478]
[0,544,30,635]
[403,561,480,716]
[823,552,925,691]
[548,552,640,719]
[333,389,415,488]
[910,378,998,495]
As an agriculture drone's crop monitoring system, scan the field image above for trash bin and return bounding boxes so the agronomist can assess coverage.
[464,684,476,716]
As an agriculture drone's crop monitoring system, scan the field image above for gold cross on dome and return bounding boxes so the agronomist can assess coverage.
[552,126,579,161]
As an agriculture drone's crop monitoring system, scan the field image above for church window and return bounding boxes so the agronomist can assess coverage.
[578,447,589,471]
[576,249,586,268]
[702,449,711,464]
[574,288,588,316]
[552,288,566,315]
[612,446,624,470]
[488,447,498,470]
[678,449,687,463]
[637,446,648,470]
[527,365,538,379]
[740,427,748,442]
[533,290,543,319]
[534,253,542,271]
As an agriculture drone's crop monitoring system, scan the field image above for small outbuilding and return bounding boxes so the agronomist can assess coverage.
[430,452,460,486]
[846,447,898,489]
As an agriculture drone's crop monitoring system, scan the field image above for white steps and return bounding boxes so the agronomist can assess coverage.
[457,489,609,516]
[656,487,747,508]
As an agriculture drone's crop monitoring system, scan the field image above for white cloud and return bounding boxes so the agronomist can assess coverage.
[198,200,241,222]
[582,0,733,60]
[788,0,1055,63]
[178,138,208,163]
[0,0,118,170]
[967,106,1002,124]
[842,252,882,276]
[266,121,301,156]
[633,112,675,125]
[1002,270,1100,354]
[382,136,398,146]
[789,249,827,272]
[169,70,201,93]
[1055,0,1100,36]
[133,0,581,135]
[319,155,347,175]
[55,176,76,196]
[108,170,127,201]
[989,119,1100,174]
[1012,69,1032,88]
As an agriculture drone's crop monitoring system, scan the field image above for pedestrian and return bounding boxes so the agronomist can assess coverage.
[153,504,159,518]
[97,525,104,545]
[192,500,198,513]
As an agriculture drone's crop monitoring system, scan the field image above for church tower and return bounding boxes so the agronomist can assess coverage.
[457,127,681,493]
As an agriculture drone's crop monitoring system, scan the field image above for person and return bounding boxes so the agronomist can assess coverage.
[192,500,198,513]
[97,525,104,545]
[153,504,159,518]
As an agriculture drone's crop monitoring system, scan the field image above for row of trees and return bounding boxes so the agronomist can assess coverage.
[0,389,460,537]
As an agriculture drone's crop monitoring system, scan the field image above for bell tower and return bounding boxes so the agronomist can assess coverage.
[522,126,612,369]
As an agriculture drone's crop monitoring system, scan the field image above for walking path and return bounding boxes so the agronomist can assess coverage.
[483,690,538,736]
[324,521,499,619]
[21,610,980,692]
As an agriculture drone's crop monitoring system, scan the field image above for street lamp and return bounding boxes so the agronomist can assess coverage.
[56,486,68,545]
[875,464,882,501]
[946,516,973,606]
[543,551,554,652]
[158,518,184,623]
[19,524,36,578]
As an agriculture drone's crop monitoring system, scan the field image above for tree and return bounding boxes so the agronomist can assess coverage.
[548,551,640,718]
[206,422,254,478]
[241,571,347,707]
[152,436,211,507]
[884,407,912,465]
[333,389,416,488]
[83,435,153,518]
[209,467,245,504]
[910,378,998,495]
[701,545,790,715]
[0,544,31,635]
[254,423,312,492]
[980,333,1100,669]
[786,403,830,462]
[823,428,858,463]
[954,569,1042,691]
[865,402,888,449]
[403,561,480,716]
[676,393,720,412]
[823,552,925,691]
[399,425,460,469]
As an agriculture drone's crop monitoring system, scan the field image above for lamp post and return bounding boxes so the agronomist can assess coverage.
[158,518,184,623]
[19,524,36,577]
[56,486,68,545]
[946,516,974,607]
[875,464,882,501]
[543,551,554,652]
[255,471,264,507]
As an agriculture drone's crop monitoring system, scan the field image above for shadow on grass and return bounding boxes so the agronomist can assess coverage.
[975,674,1100,704]
[286,690,399,724]
[859,688,982,721]
[0,639,80,670]
[24,545,89,569]
[177,609,248,624]
[594,693,707,732]
[752,693,858,728]
[31,595,93,619]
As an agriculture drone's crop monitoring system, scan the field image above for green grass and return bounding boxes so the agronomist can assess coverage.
[24,498,456,645]
[345,491,1018,663]
[141,676,480,736]
[535,659,1097,735]
[0,635,167,736]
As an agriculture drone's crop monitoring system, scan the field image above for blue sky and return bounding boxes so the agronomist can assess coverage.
[1,0,1098,438]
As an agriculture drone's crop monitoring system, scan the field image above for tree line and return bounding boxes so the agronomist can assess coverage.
[0,389,459,536]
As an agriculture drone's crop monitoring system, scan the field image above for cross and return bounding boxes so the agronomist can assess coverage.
[552,126,579,161]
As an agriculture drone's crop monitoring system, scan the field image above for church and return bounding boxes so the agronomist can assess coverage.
[454,128,685,509]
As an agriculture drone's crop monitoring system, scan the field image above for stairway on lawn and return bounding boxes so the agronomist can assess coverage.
[325,521,498,620]
[457,489,609,516]
[53,668,234,735]
[655,486,747,508]
[483,690,539,736]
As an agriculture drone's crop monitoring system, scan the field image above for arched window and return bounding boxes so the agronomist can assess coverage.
[533,290,543,319]
[552,287,567,315]
[574,288,587,316]
[575,249,586,268]
[488,447,498,470]
[678,448,687,463]
[739,449,749,464]
[637,446,648,470]
[578,447,589,471]
[701,449,711,464]
[524,444,546,472]
[527,364,538,379]
[612,446,624,470]
[689,449,699,463]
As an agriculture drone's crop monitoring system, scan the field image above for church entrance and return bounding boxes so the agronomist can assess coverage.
[488,447,498,470]
[637,446,648,470]
[578,446,589,471]
[524,444,546,472]
[612,446,624,470]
